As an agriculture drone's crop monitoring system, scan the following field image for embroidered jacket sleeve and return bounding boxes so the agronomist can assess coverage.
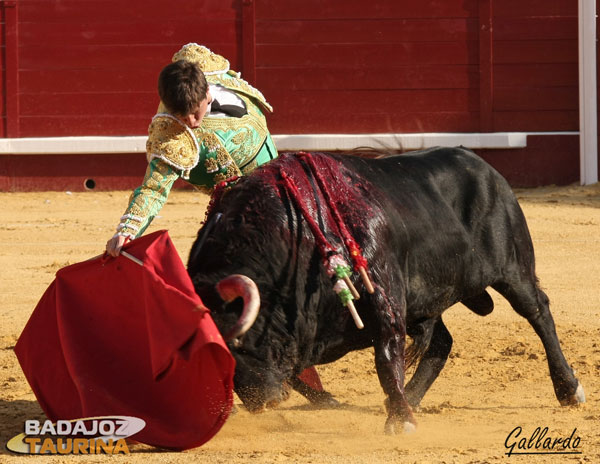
[115,158,180,239]
[114,114,200,239]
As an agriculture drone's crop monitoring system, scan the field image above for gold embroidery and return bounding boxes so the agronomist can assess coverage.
[240,158,259,175]
[198,130,242,179]
[197,94,269,169]
[172,43,230,76]
[119,161,178,237]
[225,163,241,179]
[205,157,219,173]
[232,128,250,146]
[146,115,199,177]
[216,145,233,169]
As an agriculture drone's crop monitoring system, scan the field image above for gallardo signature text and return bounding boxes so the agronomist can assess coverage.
[505,426,582,456]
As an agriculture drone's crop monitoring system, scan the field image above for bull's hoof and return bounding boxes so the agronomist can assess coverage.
[403,421,417,434]
[243,403,267,414]
[308,391,341,408]
[299,388,340,408]
[559,382,586,406]
[384,418,417,435]
[316,394,341,408]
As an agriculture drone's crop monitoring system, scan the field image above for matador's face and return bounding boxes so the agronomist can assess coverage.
[182,90,213,129]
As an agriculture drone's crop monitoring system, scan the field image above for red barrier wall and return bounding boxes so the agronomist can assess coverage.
[0,0,594,189]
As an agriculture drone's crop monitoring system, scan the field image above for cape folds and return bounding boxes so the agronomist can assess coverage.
[15,230,235,450]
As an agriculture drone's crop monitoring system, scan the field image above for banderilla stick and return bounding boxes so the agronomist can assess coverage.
[343,275,360,300]
[358,266,375,293]
[346,299,364,329]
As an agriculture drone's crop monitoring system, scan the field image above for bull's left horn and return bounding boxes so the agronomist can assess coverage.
[215,274,260,343]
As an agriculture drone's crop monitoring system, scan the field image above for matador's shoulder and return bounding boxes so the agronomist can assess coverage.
[146,114,199,179]
[172,43,230,76]
[172,43,273,113]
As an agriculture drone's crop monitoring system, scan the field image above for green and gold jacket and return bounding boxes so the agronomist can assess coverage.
[115,44,277,240]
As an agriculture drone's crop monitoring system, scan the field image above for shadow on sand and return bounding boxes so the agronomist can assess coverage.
[0,399,46,455]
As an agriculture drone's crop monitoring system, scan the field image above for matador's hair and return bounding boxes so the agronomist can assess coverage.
[158,60,208,116]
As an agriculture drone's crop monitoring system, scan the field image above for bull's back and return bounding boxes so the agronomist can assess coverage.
[347,146,508,211]
[339,146,514,238]
[339,147,532,315]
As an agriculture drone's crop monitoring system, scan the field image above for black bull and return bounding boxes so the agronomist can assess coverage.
[187,147,585,433]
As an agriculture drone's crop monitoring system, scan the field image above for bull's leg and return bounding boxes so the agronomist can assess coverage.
[403,292,493,407]
[405,317,453,408]
[289,367,340,407]
[372,290,416,434]
[493,281,585,405]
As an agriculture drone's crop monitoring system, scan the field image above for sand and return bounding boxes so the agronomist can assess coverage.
[0,183,598,463]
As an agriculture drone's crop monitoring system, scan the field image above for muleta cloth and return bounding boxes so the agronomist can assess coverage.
[15,230,235,450]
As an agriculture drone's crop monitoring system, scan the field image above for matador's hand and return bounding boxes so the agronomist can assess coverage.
[105,235,128,257]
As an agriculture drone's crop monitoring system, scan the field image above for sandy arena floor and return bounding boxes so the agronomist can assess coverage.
[0,183,598,463]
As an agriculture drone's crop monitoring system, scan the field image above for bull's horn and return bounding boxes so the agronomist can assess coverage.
[215,274,260,343]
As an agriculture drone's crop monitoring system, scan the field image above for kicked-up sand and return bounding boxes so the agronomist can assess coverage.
[0,182,598,463]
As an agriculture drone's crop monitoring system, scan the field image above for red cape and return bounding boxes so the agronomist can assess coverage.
[15,230,235,450]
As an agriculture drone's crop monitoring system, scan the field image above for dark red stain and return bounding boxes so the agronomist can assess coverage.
[253,152,378,291]
[205,152,380,277]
